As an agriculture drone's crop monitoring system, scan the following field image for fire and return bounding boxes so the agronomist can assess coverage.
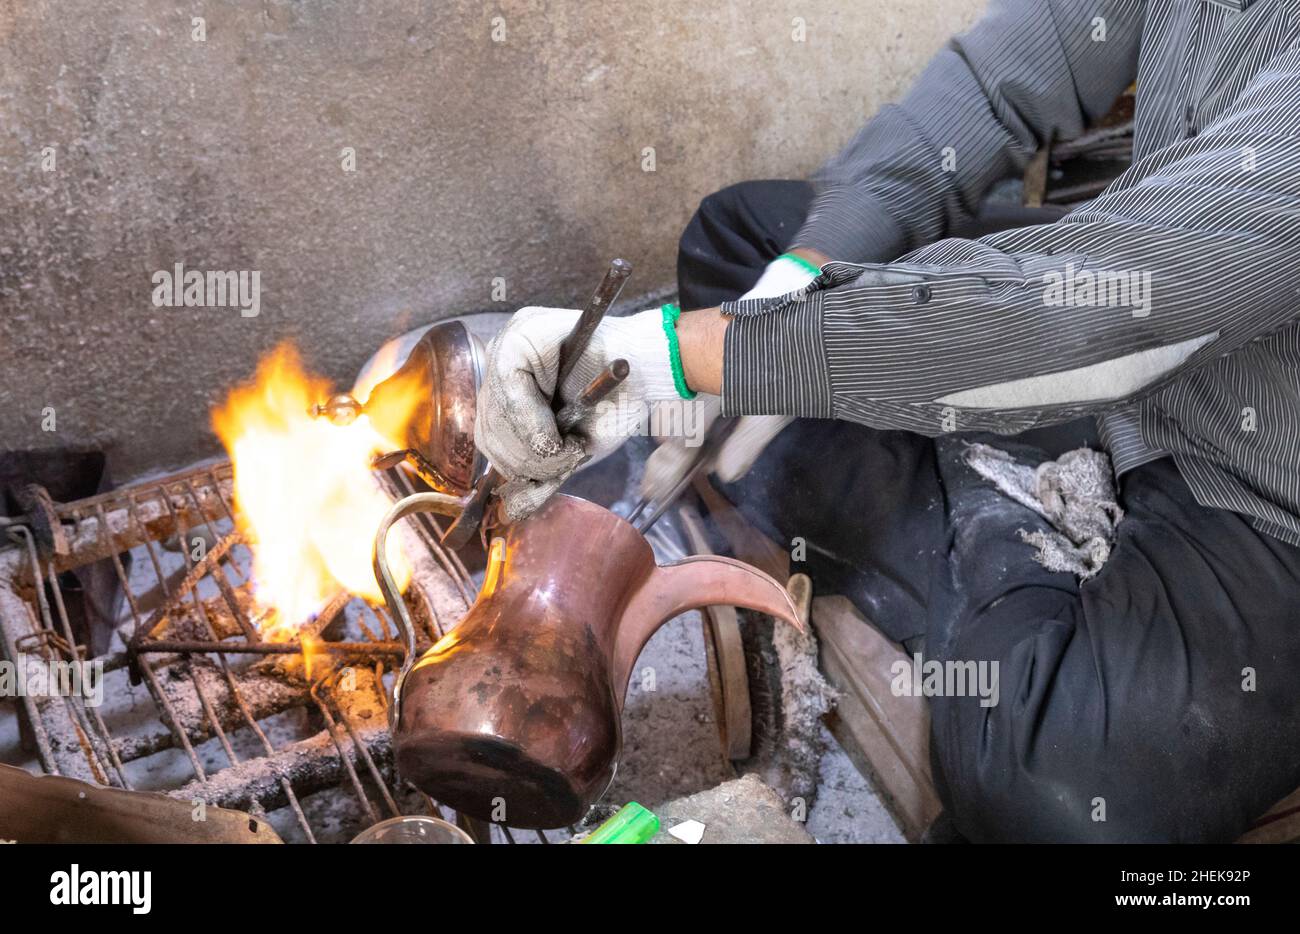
[212,343,419,638]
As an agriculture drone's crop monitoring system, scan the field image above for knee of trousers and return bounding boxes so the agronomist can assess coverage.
[926,616,1227,843]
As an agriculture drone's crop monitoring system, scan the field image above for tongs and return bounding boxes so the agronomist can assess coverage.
[624,416,740,533]
[438,257,634,549]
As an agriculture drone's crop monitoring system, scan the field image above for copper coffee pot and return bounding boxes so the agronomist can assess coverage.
[373,493,803,829]
[311,318,487,497]
[311,259,634,504]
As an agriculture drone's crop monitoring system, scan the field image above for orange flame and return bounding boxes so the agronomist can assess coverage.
[212,343,419,638]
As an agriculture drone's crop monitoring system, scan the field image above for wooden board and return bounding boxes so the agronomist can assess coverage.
[812,595,941,842]
[1239,786,1300,844]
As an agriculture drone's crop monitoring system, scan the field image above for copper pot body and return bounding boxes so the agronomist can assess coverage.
[393,495,803,828]
[363,320,484,496]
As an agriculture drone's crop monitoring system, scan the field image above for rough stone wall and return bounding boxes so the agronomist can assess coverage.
[0,0,984,479]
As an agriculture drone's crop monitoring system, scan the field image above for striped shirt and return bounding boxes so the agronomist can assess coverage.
[721,0,1300,545]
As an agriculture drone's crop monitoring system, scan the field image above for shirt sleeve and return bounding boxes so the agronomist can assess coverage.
[794,0,1144,264]
[723,40,1300,438]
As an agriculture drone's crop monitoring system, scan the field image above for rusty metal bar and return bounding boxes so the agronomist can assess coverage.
[42,561,131,788]
[9,525,112,784]
[197,644,316,841]
[133,483,318,841]
[93,502,209,783]
[129,525,244,643]
[0,545,84,779]
[353,608,380,643]
[329,685,401,818]
[309,680,380,826]
[180,479,259,643]
[369,602,396,641]
[46,474,232,575]
[130,638,408,657]
[56,462,233,520]
[189,669,239,765]
[133,490,222,648]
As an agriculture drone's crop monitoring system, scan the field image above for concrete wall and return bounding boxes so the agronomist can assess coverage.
[0,0,984,480]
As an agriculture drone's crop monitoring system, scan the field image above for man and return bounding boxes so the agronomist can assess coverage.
[474,0,1300,842]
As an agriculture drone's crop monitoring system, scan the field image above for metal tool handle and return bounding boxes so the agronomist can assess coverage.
[440,260,634,550]
[555,359,629,433]
[442,360,631,550]
[554,257,632,398]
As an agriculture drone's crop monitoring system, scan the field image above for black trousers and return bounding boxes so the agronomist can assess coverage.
[680,180,1300,843]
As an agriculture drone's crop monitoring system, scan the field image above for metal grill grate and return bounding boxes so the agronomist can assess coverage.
[0,460,569,843]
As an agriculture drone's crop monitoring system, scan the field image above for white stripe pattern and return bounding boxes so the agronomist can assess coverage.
[722,0,1300,545]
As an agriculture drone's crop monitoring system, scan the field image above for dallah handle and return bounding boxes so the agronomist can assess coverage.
[372,491,464,727]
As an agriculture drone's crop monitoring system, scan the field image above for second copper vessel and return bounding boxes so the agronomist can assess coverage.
[375,493,803,829]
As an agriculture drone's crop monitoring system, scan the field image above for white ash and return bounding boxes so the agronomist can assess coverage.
[964,443,1123,579]
[740,611,836,807]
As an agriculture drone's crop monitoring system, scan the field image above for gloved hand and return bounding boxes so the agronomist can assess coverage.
[475,305,682,520]
[639,253,820,504]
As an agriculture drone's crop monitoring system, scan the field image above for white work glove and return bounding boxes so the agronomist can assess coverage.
[639,253,820,503]
[476,305,682,520]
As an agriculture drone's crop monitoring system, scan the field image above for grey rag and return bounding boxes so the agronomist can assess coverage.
[964,443,1123,580]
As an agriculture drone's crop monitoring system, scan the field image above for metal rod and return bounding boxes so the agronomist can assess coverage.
[130,638,409,657]
[328,683,402,818]
[181,479,259,643]
[310,681,380,826]
[52,461,233,519]
[631,418,741,533]
[440,258,634,550]
[43,562,131,788]
[8,526,110,783]
[190,669,240,766]
[555,359,629,433]
[555,257,632,392]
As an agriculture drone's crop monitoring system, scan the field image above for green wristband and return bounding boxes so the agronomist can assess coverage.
[779,251,823,278]
[660,303,697,400]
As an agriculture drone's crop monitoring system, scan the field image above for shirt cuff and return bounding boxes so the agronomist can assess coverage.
[792,187,907,264]
[721,293,832,419]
